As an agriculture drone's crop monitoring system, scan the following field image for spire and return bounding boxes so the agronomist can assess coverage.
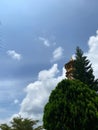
[65,57,74,79]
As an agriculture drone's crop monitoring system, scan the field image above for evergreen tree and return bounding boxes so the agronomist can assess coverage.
[73,47,98,91]
[43,79,98,130]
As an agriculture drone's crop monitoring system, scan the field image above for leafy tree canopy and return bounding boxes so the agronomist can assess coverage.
[73,47,98,91]
[0,116,43,130]
[43,79,98,130]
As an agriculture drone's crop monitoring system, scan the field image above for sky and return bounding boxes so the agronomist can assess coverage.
[0,0,98,123]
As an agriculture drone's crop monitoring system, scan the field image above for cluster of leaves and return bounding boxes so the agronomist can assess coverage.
[73,47,98,91]
[0,116,43,130]
[43,79,98,130]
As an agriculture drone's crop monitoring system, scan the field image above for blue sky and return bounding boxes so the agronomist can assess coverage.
[0,0,98,123]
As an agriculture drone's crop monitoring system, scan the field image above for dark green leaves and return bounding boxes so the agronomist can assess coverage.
[43,79,98,130]
[73,47,98,91]
[0,116,43,130]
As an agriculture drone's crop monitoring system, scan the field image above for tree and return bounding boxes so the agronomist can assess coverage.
[0,124,10,130]
[43,79,98,130]
[73,47,98,91]
[0,116,43,130]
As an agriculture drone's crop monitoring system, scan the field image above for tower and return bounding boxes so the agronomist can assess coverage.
[65,58,74,79]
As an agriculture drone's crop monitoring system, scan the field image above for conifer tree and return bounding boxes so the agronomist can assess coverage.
[43,79,98,130]
[73,47,98,91]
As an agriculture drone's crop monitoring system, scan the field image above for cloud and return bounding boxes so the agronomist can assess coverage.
[19,64,65,120]
[38,64,59,80]
[7,50,22,60]
[39,37,50,47]
[86,30,98,78]
[14,99,19,104]
[51,46,64,62]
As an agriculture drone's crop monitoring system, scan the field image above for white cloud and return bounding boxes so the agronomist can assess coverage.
[38,64,59,81]
[39,37,50,47]
[86,30,98,78]
[51,46,64,62]
[7,50,22,60]
[14,99,19,104]
[19,64,65,120]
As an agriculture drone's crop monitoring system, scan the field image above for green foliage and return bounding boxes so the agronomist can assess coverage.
[43,79,98,130]
[0,116,43,130]
[0,124,10,130]
[73,47,98,91]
